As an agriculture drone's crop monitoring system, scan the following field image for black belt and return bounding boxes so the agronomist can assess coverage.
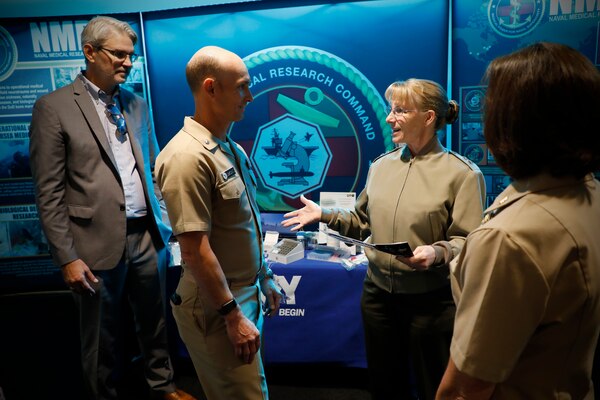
[126,216,148,232]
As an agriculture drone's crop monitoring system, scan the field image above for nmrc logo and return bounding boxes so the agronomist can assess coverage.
[488,0,545,38]
[549,0,600,15]
[30,21,87,54]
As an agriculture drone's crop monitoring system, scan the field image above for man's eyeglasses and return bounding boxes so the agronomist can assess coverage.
[386,106,417,117]
[97,46,138,63]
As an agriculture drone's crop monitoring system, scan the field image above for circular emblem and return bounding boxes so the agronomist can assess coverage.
[229,46,390,211]
[488,0,545,38]
[0,25,18,82]
[463,89,485,113]
[464,144,485,165]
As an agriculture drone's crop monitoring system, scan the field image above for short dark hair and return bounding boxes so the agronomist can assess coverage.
[484,42,600,179]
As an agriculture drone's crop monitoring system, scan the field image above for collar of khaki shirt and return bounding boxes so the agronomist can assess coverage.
[483,172,595,221]
[182,116,234,157]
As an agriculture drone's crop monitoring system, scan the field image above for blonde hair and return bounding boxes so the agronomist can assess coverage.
[385,79,458,131]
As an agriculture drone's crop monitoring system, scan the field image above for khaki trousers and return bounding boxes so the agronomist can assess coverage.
[172,276,268,400]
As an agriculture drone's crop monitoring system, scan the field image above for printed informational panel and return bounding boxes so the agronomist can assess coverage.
[0,14,146,293]
[144,0,449,211]
[452,0,600,206]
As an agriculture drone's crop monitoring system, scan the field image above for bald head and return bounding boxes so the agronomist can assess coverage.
[185,46,245,95]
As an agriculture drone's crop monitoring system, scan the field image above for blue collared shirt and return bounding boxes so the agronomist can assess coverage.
[79,73,147,218]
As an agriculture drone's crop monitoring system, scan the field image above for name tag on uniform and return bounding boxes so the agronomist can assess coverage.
[221,167,236,181]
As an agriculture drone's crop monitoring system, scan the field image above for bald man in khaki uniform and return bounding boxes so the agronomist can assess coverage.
[156,46,282,400]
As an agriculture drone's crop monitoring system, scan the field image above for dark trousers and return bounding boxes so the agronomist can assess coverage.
[360,277,455,400]
[74,219,174,400]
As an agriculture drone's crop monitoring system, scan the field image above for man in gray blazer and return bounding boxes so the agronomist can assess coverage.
[29,16,195,400]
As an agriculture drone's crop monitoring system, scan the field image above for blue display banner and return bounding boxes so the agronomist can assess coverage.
[144,0,449,211]
[452,0,600,205]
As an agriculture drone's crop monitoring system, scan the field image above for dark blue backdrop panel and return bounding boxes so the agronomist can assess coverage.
[451,0,600,206]
[144,0,448,211]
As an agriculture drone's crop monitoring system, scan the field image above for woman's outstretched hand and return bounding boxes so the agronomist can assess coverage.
[281,195,322,231]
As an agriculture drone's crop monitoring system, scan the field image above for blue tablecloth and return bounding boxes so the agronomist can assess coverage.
[167,257,368,368]
[263,257,367,368]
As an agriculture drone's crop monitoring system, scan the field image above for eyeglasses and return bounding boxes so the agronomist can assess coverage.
[97,46,138,63]
[386,106,417,117]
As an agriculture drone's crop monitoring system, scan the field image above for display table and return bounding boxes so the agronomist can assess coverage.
[166,256,368,368]
[263,257,367,368]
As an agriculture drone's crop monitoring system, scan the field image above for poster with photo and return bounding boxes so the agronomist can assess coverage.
[0,119,34,206]
[0,204,48,258]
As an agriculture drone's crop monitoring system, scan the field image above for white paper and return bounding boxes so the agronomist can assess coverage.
[263,230,280,252]
[319,192,356,209]
[319,192,356,251]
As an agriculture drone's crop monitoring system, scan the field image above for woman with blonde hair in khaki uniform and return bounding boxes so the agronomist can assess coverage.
[437,42,600,399]
[283,79,486,400]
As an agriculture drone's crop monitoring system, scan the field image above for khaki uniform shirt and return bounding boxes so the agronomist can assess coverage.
[322,137,485,294]
[156,117,264,284]
[450,173,600,399]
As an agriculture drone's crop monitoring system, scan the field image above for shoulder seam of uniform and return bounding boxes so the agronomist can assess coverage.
[372,146,401,163]
[448,149,479,171]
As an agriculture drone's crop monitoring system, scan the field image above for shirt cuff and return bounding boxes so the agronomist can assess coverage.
[320,208,334,224]
[432,243,450,266]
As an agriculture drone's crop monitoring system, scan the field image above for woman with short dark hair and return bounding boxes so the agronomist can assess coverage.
[437,42,600,400]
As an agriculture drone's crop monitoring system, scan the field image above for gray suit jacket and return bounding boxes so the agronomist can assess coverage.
[29,77,171,270]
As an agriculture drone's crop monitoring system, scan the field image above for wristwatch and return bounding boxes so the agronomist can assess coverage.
[217,298,237,316]
[264,268,274,280]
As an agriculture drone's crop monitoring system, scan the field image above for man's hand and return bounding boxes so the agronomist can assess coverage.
[436,358,496,400]
[224,309,261,364]
[281,195,321,231]
[396,245,436,271]
[260,277,283,317]
[61,259,98,295]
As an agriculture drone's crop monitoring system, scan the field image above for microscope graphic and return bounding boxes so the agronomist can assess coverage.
[263,129,317,186]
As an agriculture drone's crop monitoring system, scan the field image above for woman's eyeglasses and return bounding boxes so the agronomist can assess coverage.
[386,106,417,117]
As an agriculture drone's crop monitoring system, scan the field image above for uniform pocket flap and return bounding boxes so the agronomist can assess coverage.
[218,176,245,200]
